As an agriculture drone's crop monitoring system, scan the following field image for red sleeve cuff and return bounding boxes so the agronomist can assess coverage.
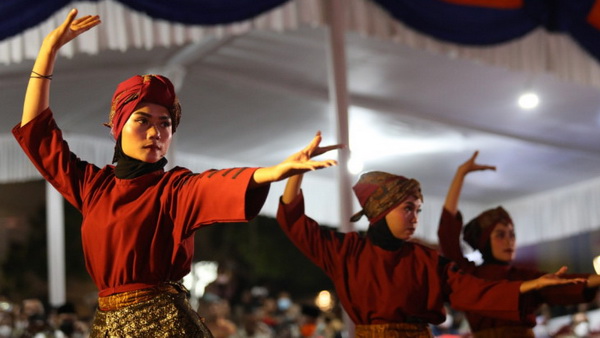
[278,190,306,225]
[12,107,54,136]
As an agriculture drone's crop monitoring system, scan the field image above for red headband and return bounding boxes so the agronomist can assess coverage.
[350,171,423,225]
[463,206,513,250]
[106,74,181,140]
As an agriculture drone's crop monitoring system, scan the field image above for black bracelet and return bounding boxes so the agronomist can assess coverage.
[30,70,53,80]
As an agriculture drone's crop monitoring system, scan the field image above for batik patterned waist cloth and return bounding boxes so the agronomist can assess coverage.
[472,326,534,338]
[90,282,213,337]
[355,322,433,338]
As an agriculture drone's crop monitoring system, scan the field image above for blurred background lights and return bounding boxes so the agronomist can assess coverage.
[347,156,364,175]
[518,92,539,109]
[594,255,600,274]
[315,290,334,312]
[348,106,466,165]
[183,261,218,299]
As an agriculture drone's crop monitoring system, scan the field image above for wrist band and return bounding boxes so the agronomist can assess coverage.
[30,70,53,80]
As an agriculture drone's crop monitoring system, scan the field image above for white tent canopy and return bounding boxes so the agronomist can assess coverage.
[2,0,600,246]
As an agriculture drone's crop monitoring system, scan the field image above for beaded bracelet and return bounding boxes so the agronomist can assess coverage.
[30,70,53,80]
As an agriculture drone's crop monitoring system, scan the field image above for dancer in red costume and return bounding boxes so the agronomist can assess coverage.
[438,151,600,338]
[14,9,337,337]
[276,144,585,338]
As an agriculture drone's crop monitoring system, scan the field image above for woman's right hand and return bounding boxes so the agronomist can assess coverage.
[42,9,101,54]
[443,150,496,216]
[519,266,586,293]
[457,150,496,177]
[22,9,100,126]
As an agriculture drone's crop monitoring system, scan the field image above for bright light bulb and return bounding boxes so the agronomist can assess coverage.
[593,255,600,274]
[315,290,333,311]
[518,92,539,110]
[347,157,364,175]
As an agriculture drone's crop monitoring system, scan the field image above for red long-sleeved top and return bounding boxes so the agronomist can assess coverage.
[13,108,269,296]
[277,192,528,325]
[438,208,596,331]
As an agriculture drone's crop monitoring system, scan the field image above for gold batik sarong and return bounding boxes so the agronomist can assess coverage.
[355,323,433,338]
[90,284,213,337]
[473,326,534,338]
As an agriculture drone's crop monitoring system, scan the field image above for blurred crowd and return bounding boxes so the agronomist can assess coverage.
[0,297,89,338]
[0,284,345,338]
[1,277,599,337]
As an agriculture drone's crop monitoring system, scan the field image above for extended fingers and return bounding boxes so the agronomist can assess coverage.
[302,132,322,154]
[555,277,586,285]
[301,159,338,171]
[469,150,479,161]
[72,14,101,30]
[62,9,79,28]
[468,151,495,172]
[476,164,496,171]
[313,144,344,157]
[554,266,568,276]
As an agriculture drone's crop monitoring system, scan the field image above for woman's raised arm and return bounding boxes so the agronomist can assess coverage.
[443,151,495,216]
[22,9,100,126]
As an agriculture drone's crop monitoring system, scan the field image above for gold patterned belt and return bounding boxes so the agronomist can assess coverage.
[355,323,433,338]
[473,326,534,338]
[98,283,182,311]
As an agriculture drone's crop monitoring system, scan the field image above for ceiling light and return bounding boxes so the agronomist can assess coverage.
[315,290,334,312]
[347,156,364,175]
[518,92,539,110]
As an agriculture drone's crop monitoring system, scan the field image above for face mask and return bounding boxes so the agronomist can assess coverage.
[0,325,12,336]
[216,274,230,284]
[278,297,291,311]
[59,319,75,335]
[574,321,589,337]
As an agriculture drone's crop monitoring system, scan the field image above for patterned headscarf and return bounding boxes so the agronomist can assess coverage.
[350,171,423,225]
[463,206,513,250]
[105,74,181,140]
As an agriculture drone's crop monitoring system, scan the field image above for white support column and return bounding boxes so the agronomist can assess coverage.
[46,182,66,307]
[325,1,355,336]
[325,0,353,234]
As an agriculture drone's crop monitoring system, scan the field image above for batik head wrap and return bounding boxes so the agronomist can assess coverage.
[350,171,423,225]
[463,206,513,251]
[105,74,181,140]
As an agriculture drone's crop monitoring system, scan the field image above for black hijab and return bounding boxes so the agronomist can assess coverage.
[367,218,405,251]
[112,138,167,179]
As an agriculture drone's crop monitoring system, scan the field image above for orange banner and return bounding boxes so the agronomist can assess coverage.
[588,0,600,30]
[441,0,523,9]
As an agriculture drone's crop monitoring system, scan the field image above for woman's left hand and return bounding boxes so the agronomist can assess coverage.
[251,132,343,187]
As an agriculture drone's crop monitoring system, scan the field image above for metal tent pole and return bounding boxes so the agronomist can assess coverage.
[325,0,355,336]
[46,181,66,307]
[325,0,353,234]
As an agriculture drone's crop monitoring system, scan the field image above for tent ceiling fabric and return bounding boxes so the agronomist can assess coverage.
[2,0,600,245]
[4,0,600,88]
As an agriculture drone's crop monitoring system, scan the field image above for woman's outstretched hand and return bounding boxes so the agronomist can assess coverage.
[457,150,496,176]
[251,132,344,187]
[519,266,587,293]
[284,131,343,165]
[43,9,101,53]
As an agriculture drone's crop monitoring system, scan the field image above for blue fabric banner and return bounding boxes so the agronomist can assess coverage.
[371,0,536,45]
[370,0,600,60]
[0,0,290,41]
[3,0,600,63]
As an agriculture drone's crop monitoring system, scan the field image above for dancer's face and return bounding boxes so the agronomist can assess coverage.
[384,195,422,240]
[490,222,516,262]
[121,102,172,163]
